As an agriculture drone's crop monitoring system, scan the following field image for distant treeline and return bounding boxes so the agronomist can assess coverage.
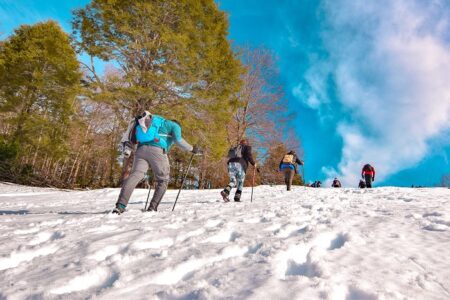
[0,0,302,189]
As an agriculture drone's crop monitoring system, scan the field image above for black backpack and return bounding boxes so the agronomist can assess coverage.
[227,145,243,159]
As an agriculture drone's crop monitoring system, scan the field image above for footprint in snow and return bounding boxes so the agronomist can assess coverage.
[340,286,378,300]
[148,245,248,285]
[50,266,119,295]
[88,245,122,261]
[28,231,64,246]
[243,217,268,224]
[0,244,59,271]
[275,244,323,279]
[132,237,174,250]
[422,212,449,231]
[205,219,223,228]
[202,230,240,243]
[423,212,443,218]
[176,228,206,242]
[14,227,40,235]
[285,253,322,278]
[328,233,348,250]
[275,232,349,280]
[275,224,309,238]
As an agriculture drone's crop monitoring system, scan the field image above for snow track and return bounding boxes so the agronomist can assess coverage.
[0,183,449,299]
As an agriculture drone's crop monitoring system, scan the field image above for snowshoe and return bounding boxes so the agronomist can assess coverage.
[112,203,126,215]
[145,207,157,212]
[234,190,242,202]
[220,190,230,203]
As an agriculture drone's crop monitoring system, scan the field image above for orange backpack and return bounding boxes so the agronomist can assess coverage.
[282,154,294,164]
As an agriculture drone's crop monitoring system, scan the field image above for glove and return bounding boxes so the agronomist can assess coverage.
[122,141,133,158]
[256,167,260,173]
[372,177,375,181]
[192,145,201,154]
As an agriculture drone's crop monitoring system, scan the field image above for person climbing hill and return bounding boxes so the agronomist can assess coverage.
[221,139,257,202]
[279,150,304,191]
[331,178,342,188]
[113,111,200,214]
[361,164,376,188]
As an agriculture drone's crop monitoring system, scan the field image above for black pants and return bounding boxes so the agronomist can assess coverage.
[364,174,373,188]
[283,168,295,190]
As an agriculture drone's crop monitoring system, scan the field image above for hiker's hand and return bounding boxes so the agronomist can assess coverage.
[192,145,202,154]
[122,141,133,158]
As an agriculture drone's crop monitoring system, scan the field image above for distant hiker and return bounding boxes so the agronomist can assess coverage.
[358,179,366,188]
[221,139,257,202]
[331,178,342,188]
[361,164,376,188]
[113,111,200,214]
[279,150,304,191]
[311,180,321,188]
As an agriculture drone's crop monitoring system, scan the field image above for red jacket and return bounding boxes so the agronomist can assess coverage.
[362,165,375,178]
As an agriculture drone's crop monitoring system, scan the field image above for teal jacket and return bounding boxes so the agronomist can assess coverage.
[144,119,192,152]
[121,116,193,154]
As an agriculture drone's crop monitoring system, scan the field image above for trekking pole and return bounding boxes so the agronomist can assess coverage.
[251,166,257,203]
[172,153,195,211]
[301,165,305,186]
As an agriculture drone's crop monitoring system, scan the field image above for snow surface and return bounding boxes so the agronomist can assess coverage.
[0,182,449,299]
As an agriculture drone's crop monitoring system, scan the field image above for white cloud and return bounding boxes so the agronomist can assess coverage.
[307,0,450,185]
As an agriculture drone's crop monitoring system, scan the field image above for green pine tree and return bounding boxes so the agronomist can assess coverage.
[72,0,241,116]
[72,0,242,178]
[0,21,81,182]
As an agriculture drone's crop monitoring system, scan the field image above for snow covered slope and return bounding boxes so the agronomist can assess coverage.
[0,182,449,299]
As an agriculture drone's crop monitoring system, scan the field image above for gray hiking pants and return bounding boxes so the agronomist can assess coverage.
[117,145,170,211]
[283,168,295,191]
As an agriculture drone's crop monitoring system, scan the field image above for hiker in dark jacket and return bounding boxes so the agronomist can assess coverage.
[279,150,304,191]
[361,164,376,188]
[221,139,257,202]
[331,178,342,188]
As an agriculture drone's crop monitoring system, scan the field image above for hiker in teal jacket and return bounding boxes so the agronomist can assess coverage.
[113,111,200,214]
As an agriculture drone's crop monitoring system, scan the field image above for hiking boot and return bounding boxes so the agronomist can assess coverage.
[112,203,126,215]
[146,206,157,212]
[221,190,230,202]
[234,190,242,202]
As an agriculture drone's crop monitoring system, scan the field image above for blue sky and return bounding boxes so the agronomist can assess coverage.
[1,0,450,186]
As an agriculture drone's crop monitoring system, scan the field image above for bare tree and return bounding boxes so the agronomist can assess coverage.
[227,48,285,149]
